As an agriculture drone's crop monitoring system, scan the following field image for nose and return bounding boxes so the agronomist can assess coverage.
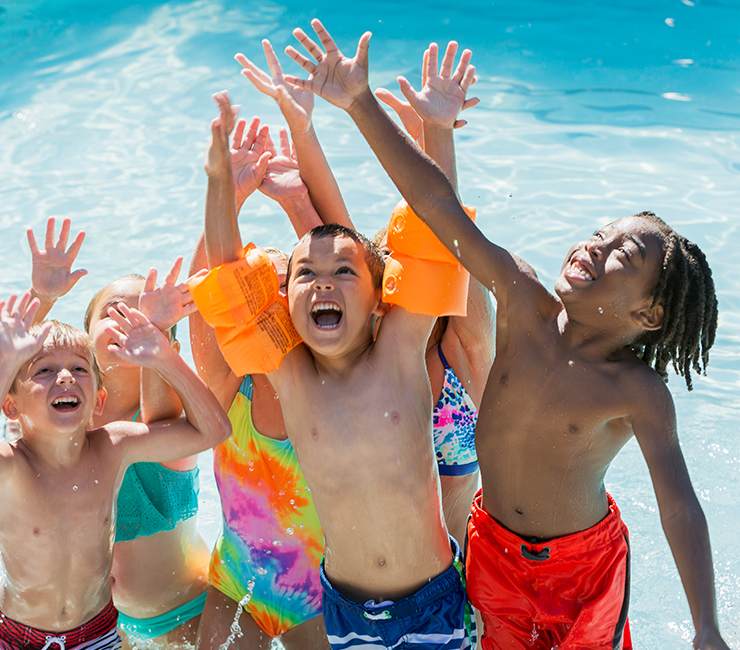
[56,369,75,385]
[585,238,604,261]
[315,276,334,291]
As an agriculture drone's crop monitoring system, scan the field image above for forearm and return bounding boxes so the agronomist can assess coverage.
[422,124,458,194]
[662,498,720,632]
[291,125,352,227]
[277,192,323,239]
[347,89,473,251]
[205,171,242,268]
[151,348,231,446]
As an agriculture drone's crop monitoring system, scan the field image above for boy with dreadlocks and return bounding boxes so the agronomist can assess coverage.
[282,19,728,650]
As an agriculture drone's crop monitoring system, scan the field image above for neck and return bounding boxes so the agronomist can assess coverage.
[557,309,639,360]
[94,366,139,426]
[19,426,89,469]
[311,336,375,377]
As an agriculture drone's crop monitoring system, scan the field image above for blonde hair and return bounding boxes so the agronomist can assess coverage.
[10,321,102,393]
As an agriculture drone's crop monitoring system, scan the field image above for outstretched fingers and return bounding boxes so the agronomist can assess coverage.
[262,39,285,79]
[165,257,183,286]
[439,41,459,78]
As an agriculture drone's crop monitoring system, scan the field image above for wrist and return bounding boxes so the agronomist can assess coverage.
[346,86,376,118]
[29,287,58,307]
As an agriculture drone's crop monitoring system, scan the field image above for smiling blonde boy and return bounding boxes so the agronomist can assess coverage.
[0,292,230,650]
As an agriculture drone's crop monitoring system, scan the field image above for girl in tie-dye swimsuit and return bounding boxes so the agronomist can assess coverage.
[210,375,324,635]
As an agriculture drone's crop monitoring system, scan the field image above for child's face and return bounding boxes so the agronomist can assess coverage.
[555,216,665,323]
[87,278,145,372]
[3,345,105,435]
[287,234,383,355]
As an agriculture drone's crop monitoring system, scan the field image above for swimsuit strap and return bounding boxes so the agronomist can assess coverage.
[132,409,141,422]
[238,375,254,400]
[437,344,452,371]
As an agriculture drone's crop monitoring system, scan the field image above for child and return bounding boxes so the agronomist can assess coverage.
[192,95,330,650]
[0,290,230,650]
[240,40,494,546]
[199,90,475,649]
[26,219,212,649]
[283,19,729,650]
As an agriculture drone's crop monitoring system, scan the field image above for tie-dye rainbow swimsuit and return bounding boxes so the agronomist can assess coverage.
[210,376,324,636]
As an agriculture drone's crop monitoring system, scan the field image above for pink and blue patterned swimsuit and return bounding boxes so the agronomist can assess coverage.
[432,346,479,476]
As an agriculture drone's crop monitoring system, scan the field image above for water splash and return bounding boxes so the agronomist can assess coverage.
[218,580,256,650]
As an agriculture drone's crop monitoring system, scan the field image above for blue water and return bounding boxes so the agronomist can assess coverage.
[1,1,739,647]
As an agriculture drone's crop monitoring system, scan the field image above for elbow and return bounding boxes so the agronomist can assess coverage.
[215,414,232,445]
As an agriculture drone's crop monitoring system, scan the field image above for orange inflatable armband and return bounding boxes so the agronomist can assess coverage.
[382,201,476,317]
[190,244,302,374]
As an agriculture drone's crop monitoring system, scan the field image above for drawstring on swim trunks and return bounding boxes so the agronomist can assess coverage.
[41,635,66,650]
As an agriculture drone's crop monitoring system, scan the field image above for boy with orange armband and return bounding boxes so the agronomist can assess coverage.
[282,19,730,650]
[196,59,478,647]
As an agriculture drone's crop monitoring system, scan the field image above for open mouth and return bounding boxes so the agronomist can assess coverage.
[51,395,80,412]
[311,302,343,330]
[567,259,595,281]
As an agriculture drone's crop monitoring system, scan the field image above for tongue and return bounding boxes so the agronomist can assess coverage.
[315,310,341,327]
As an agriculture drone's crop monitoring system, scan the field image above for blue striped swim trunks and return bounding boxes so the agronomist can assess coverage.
[320,537,476,650]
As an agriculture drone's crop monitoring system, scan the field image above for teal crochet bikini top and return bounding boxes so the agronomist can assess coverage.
[115,412,200,543]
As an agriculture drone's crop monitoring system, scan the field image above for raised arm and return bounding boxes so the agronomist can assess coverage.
[258,127,322,238]
[236,39,351,227]
[206,92,269,268]
[106,302,230,463]
[633,381,730,650]
[27,218,87,323]
[283,20,525,301]
[137,257,202,423]
[188,234,242,410]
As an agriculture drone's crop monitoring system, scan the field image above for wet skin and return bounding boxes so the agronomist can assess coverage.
[269,234,452,603]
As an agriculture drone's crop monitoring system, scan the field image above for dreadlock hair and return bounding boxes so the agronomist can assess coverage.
[286,224,385,290]
[630,212,718,391]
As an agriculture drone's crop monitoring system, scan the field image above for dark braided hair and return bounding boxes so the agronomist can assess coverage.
[631,212,718,390]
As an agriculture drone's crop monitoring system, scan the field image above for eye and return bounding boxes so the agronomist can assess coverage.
[296,267,313,278]
[74,366,89,373]
[336,266,356,276]
[34,367,51,376]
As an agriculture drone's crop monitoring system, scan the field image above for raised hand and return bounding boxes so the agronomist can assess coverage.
[284,19,372,110]
[260,128,310,202]
[205,91,240,179]
[236,39,314,135]
[105,302,171,368]
[138,257,203,333]
[375,86,424,146]
[0,292,52,369]
[27,217,87,304]
[230,115,272,207]
[397,41,478,129]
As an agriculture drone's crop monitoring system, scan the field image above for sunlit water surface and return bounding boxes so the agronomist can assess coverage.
[1,1,739,647]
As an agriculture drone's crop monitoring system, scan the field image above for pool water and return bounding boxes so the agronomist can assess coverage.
[1,0,739,647]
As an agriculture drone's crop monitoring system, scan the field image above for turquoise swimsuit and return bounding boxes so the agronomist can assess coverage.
[114,412,205,639]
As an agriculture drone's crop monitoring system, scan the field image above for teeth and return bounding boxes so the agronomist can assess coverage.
[570,260,594,281]
[53,396,79,406]
[311,302,341,313]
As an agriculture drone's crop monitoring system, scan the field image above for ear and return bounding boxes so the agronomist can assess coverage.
[94,387,107,416]
[632,302,664,331]
[2,396,19,420]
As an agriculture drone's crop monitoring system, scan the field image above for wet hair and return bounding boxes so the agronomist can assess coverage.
[630,212,718,391]
[83,274,177,342]
[9,320,102,393]
[286,224,385,290]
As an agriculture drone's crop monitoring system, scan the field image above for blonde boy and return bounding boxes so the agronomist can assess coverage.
[0,292,230,650]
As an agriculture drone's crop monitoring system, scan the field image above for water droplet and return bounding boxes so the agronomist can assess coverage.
[568,360,575,367]
[286,527,294,535]
[94,480,99,485]
[72,485,78,491]
[508,193,513,197]
[598,307,603,314]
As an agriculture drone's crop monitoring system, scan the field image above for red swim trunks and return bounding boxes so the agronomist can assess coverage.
[466,490,632,650]
[0,600,120,650]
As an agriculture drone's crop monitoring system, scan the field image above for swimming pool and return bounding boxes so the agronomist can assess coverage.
[1,0,739,646]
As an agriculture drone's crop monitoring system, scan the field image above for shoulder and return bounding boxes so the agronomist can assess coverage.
[621,356,677,435]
